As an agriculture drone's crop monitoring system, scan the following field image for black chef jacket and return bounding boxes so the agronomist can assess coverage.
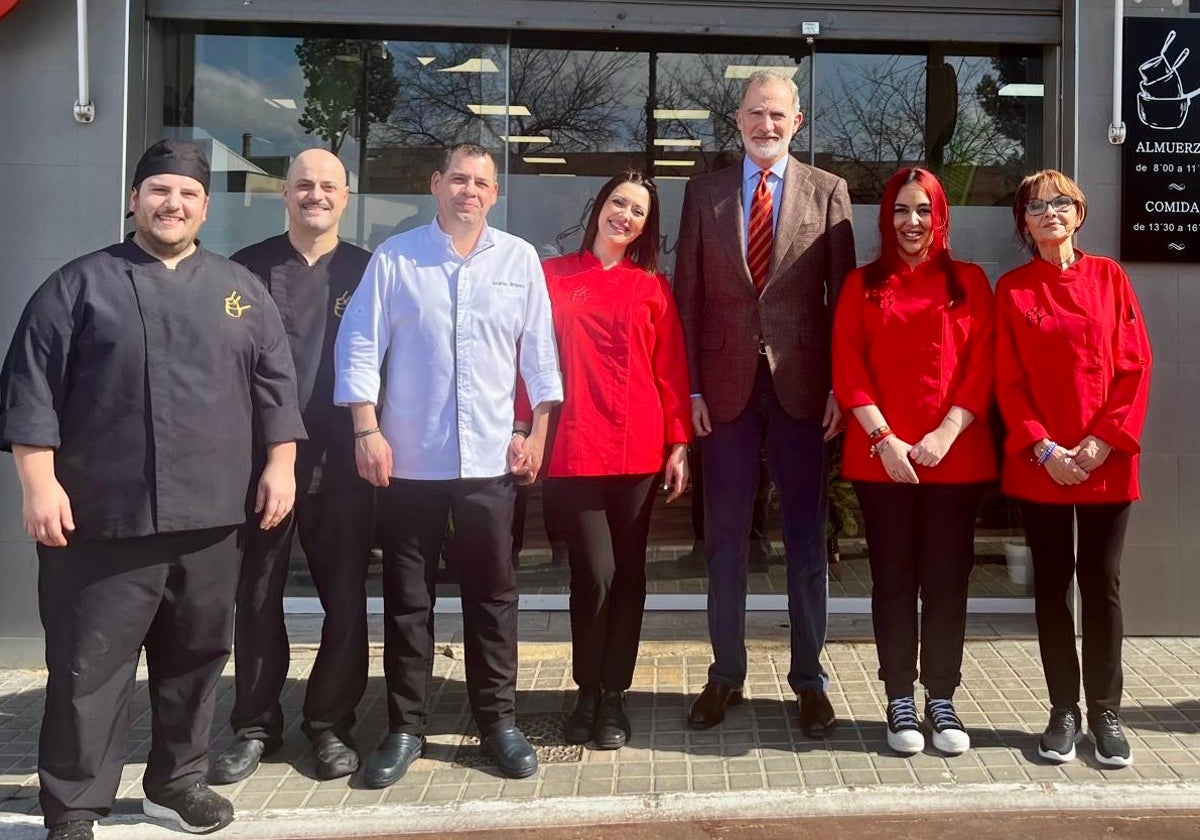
[231,234,371,494]
[0,238,307,540]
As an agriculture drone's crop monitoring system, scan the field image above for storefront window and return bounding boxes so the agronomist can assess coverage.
[162,25,1046,610]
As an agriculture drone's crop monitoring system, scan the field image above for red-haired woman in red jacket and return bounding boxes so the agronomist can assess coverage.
[535,171,692,751]
[833,168,996,757]
[995,170,1151,769]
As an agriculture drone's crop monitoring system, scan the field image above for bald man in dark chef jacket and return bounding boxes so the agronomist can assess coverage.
[0,139,306,840]
[211,148,374,786]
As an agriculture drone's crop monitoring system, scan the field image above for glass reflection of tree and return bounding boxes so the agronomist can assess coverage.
[814,55,926,200]
[295,39,399,156]
[372,45,644,153]
[815,54,1025,203]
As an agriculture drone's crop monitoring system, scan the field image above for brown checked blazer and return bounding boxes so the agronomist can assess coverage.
[673,155,856,424]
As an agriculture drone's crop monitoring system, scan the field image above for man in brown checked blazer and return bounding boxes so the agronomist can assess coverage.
[673,69,856,737]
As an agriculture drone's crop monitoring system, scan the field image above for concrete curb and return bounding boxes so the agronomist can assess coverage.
[3,781,1200,838]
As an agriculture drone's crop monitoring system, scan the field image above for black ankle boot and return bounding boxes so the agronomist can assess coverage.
[594,690,630,750]
[564,686,600,744]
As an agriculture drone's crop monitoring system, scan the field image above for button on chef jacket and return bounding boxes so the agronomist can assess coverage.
[0,238,307,540]
[232,234,371,494]
[995,251,1152,503]
[334,219,563,480]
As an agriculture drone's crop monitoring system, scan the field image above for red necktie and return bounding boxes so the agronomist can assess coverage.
[747,168,773,292]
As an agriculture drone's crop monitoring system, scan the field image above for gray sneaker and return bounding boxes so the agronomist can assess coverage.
[143,783,234,834]
[1088,709,1133,768]
[1038,705,1082,763]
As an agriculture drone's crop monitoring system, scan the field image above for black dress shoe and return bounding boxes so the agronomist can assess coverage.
[687,682,743,729]
[798,688,838,738]
[362,732,425,789]
[564,686,600,744]
[482,724,538,778]
[311,730,360,781]
[594,691,630,750]
[210,738,272,784]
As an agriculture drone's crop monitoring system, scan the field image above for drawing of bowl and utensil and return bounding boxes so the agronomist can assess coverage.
[1137,31,1200,130]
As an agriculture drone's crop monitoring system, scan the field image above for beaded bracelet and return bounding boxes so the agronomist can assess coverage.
[1036,441,1057,466]
[869,432,895,458]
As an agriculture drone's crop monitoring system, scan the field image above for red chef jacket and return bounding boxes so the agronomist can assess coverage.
[833,257,997,484]
[536,251,692,478]
[994,251,1152,503]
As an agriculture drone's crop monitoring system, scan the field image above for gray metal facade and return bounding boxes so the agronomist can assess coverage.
[0,0,1195,667]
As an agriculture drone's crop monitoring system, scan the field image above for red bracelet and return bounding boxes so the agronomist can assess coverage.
[869,432,895,457]
[868,425,892,443]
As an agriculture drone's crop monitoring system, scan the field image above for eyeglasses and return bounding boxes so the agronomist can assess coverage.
[1024,195,1076,216]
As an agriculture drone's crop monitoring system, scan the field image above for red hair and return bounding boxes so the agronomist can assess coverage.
[864,168,964,305]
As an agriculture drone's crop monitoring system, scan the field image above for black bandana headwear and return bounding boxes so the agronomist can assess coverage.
[132,138,211,193]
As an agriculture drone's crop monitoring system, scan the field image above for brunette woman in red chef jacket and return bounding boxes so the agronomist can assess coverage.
[542,171,692,750]
[995,170,1151,769]
[833,168,996,758]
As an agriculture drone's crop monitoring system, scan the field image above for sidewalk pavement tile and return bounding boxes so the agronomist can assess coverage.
[1,636,1200,826]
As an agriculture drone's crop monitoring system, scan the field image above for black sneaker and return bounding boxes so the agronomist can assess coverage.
[1038,705,1082,763]
[885,696,924,755]
[1088,709,1133,768]
[924,697,970,756]
[143,782,235,834]
[47,822,94,840]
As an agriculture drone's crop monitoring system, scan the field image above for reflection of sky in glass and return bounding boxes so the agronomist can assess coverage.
[812,53,926,159]
[813,51,1040,205]
[193,36,309,158]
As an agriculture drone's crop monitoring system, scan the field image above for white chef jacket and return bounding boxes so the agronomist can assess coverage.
[334,218,562,479]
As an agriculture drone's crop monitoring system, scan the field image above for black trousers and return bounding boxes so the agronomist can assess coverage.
[511,482,569,554]
[378,477,518,735]
[545,474,658,691]
[853,481,985,700]
[1020,501,1131,715]
[229,486,374,744]
[37,527,240,828]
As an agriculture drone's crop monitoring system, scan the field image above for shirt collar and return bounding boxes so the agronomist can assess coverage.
[122,232,205,269]
[284,233,340,268]
[743,154,789,187]
[430,216,495,260]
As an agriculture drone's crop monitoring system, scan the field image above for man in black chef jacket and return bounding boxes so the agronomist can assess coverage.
[210,148,373,785]
[0,139,306,840]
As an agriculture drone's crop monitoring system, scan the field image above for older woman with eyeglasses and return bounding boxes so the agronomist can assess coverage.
[995,170,1152,769]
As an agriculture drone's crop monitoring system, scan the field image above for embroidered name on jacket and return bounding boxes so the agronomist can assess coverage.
[866,286,896,310]
[224,291,252,318]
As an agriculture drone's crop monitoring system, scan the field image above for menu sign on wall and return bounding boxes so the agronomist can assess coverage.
[1121,18,1200,263]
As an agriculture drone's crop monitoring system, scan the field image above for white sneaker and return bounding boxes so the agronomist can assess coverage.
[885,696,925,755]
[925,697,970,756]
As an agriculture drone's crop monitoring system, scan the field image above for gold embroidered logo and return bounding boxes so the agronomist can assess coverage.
[224,291,252,318]
[334,290,351,318]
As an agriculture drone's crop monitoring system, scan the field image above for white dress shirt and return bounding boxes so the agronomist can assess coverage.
[334,218,562,480]
[741,154,788,248]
